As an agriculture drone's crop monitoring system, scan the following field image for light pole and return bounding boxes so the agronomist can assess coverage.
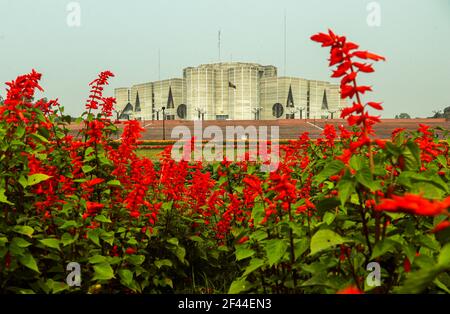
[298,106,305,120]
[195,107,206,121]
[287,107,304,119]
[162,106,166,140]
[328,110,337,119]
[252,107,263,120]
[113,109,120,121]
[155,109,162,120]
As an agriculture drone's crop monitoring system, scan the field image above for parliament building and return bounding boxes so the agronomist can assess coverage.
[114,62,345,121]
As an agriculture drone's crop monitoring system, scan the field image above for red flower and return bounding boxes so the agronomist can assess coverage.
[85,178,104,187]
[86,201,104,211]
[351,50,386,61]
[375,139,386,149]
[85,201,104,218]
[353,62,374,73]
[237,236,250,244]
[404,258,411,273]
[431,220,450,233]
[367,102,383,110]
[375,194,450,216]
[296,198,315,214]
[310,31,334,47]
[125,247,137,255]
[85,70,115,113]
[311,29,385,159]
[336,285,363,294]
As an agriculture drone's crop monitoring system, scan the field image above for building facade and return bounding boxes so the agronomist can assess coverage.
[114,62,344,120]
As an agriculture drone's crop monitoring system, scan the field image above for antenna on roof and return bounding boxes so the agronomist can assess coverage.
[158,49,161,81]
[284,10,287,77]
[218,30,221,62]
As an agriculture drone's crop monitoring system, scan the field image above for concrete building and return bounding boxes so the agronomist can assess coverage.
[114,62,344,120]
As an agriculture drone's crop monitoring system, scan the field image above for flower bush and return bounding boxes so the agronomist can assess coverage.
[0,30,449,294]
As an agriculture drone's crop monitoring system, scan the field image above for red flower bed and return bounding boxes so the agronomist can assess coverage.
[0,30,449,294]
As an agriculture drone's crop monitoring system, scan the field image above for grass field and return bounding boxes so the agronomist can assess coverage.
[136,148,164,160]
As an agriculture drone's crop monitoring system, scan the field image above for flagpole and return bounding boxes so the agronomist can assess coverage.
[218,30,221,62]
[284,10,287,77]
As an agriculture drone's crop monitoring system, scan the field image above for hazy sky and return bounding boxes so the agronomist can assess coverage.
[0,0,449,118]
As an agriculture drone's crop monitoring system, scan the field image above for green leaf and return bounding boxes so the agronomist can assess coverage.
[88,255,108,264]
[349,155,366,171]
[107,180,121,186]
[84,147,95,156]
[411,182,445,199]
[61,233,76,246]
[127,237,138,246]
[29,133,49,143]
[13,225,34,238]
[101,231,114,246]
[11,237,32,248]
[94,215,112,223]
[264,239,288,266]
[118,269,133,286]
[370,239,397,260]
[87,229,101,247]
[323,212,335,225]
[82,165,94,173]
[27,174,51,186]
[189,236,203,242]
[126,255,145,266]
[395,267,441,294]
[0,188,14,205]
[161,277,173,288]
[316,198,340,213]
[47,279,68,294]
[385,142,402,157]
[250,230,268,242]
[355,168,379,192]
[438,243,450,267]
[0,237,8,247]
[436,155,448,169]
[404,141,421,170]
[15,125,26,138]
[18,176,28,188]
[154,259,173,269]
[235,246,255,261]
[228,278,250,294]
[93,262,115,280]
[59,220,81,229]
[434,278,450,293]
[300,273,338,289]
[310,229,346,255]
[294,238,310,260]
[167,237,179,246]
[174,246,186,263]
[242,258,265,277]
[251,203,265,225]
[337,179,355,207]
[39,239,61,251]
[19,253,40,273]
[315,160,345,184]
[418,235,440,251]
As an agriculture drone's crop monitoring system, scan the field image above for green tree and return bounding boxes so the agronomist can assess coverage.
[395,112,411,119]
[430,106,450,119]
